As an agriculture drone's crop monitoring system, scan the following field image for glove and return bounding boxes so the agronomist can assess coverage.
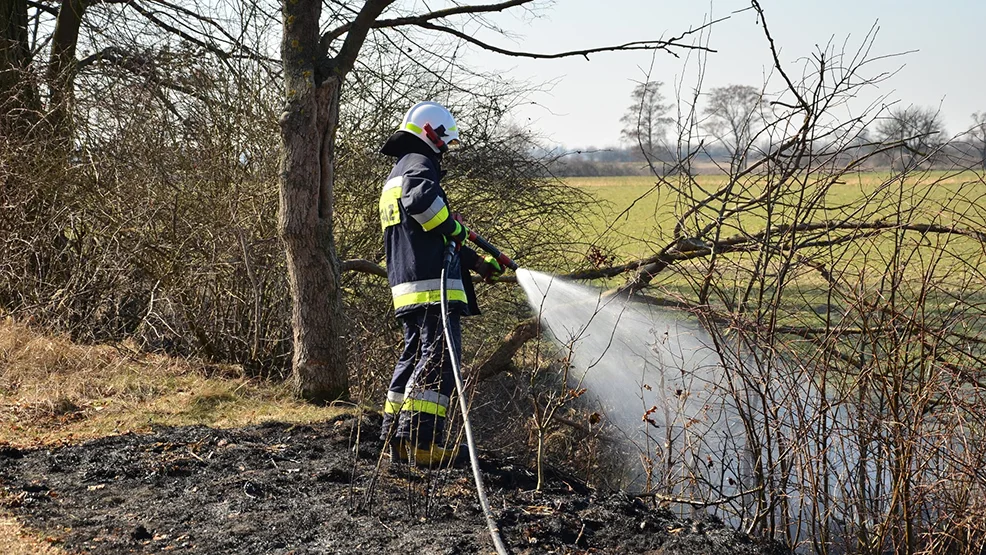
[449,213,468,247]
[474,255,504,282]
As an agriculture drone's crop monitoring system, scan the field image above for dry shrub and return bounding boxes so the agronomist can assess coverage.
[467,339,630,493]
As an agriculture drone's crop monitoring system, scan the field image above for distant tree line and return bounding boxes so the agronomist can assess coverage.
[547,81,986,177]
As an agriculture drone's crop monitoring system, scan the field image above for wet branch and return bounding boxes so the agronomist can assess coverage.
[635,486,764,509]
[341,219,986,289]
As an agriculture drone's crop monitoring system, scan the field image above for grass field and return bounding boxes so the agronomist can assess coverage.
[562,171,986,324]
[567,171,986,258]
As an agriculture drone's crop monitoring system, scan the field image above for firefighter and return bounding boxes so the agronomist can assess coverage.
[378,101,503,467]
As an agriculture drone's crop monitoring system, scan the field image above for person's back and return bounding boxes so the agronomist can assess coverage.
[381,140,469,318]
[376,101,502,467]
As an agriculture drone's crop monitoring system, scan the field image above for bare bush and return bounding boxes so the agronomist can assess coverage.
[559,7,986,554]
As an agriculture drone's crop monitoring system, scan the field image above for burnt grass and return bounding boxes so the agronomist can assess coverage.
[0,415,789,554]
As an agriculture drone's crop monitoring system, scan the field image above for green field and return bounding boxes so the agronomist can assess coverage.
[568,172,986,258]
[562,171,986,324]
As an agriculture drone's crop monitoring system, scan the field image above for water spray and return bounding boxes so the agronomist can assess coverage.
[449,230,767,531]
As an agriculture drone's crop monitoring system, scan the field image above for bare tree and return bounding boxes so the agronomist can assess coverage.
[279,1,713,401]
[502,5,986,551]
[971,111,986,170]
[702,84,765,171]
[875,105,946,170]
[620,80,672,163]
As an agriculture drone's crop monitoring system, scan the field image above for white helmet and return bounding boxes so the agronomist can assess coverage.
[398,101,460,153]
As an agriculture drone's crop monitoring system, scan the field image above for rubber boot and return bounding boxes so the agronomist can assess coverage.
[410,442,464,468]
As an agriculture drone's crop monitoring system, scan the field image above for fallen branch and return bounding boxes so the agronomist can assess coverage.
[340,258,387,279]
[474,318,539,380]
[615,218,986,296]
[634,486,764,509]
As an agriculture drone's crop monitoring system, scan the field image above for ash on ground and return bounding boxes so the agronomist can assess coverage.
[0,415,789,554]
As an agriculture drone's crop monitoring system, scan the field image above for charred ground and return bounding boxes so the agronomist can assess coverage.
[0,415,789,554]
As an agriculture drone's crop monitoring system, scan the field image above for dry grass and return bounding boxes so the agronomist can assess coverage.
[0,317,349,447]
[0,517,66,555]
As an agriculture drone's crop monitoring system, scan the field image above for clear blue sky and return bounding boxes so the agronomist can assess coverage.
[461,0,985,149]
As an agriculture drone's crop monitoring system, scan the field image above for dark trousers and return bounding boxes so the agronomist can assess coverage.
[381,305,461,448]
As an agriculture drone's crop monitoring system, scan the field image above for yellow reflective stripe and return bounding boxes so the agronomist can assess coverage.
[420,205,449,231]
[392,279,466,309]
[411,390,450,406]
[386,398,446,417]
[393,289,467,310]
[411,196,447,228]
[403,399,447,418]
[392,278,463,297]
[379,178,403,229]
[406,122,456,135]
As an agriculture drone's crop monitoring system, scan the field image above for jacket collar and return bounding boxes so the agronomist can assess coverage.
[381,131,443,168]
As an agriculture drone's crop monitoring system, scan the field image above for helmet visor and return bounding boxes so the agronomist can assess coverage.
[445,138,461,151]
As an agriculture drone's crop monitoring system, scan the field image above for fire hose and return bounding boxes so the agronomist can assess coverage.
[440,233,515,555]
[466,230,519,272]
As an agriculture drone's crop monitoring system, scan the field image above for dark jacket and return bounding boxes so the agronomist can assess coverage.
[380,133,479,317]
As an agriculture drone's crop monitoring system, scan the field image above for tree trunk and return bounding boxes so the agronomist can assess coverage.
[46,0,87,133]
[278,0,349,402]
[0,0,38,130]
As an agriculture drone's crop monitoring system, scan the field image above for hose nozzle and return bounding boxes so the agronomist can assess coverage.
[467,230,518,271]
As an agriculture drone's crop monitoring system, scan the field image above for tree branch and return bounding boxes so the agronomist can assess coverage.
[127,2,230,59]
[322,1,719,61]
[751,0,806,111]
[615,219,986,296]
[410,21,718,60]
[332,0,396,77]
[141,0,278,66]
[77,46,214,107]
[635,486,764,509]
[474,318,539,380]
[26,1,58,16]
[322,0,533,46]
[340,258,387,278]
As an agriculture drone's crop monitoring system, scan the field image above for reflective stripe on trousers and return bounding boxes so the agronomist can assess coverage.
[380,306,461,447]
[384,390,449,418]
